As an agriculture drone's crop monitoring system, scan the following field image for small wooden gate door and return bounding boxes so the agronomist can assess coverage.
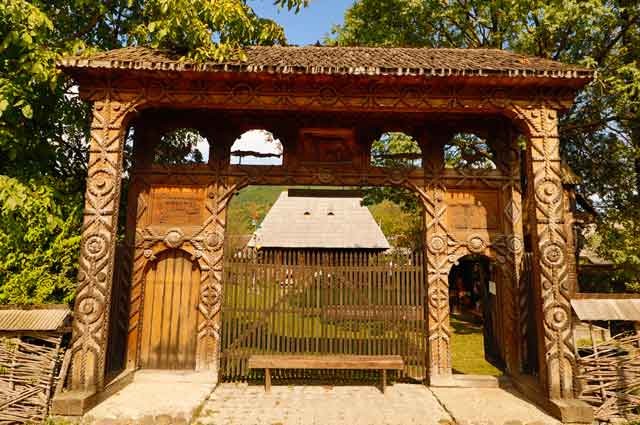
[139,249,200,369]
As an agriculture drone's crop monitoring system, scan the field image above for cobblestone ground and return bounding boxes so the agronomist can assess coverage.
[194,383,453,425]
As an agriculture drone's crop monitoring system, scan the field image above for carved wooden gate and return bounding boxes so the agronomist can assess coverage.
[139,249,200,369]
[220,249,426,381]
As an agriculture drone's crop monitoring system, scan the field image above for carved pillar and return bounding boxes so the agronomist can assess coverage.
[513,105,576,399]
[496,128,525,375]
[196,173,235,372]
[419,131,453,380]
[196,130,240,373]
[68,95,136,392]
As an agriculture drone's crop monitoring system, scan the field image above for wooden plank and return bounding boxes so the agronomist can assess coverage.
[247,355,404,370]
[176,251,189,369]
[139,260,157,367]
[160,250,176,368]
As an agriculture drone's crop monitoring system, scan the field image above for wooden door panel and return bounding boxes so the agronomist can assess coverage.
[140,249,200,369]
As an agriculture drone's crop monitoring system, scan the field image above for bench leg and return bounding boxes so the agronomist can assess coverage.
[381,369,386,394]
[265,368,271,393]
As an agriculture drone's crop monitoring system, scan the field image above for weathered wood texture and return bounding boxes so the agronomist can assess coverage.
[221,249,425,381]
[67,96,140,392]
[0,336,63,424]
[576,332,640,422]
[517,107,577,399]
[247,354,404,370]
[126,182,235,374]
[106,243,132,376]
[139,249,200,369]
[248,354,404,392]
[57,56,585,414]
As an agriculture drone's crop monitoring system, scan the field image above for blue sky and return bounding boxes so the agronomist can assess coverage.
[249,0,354,45]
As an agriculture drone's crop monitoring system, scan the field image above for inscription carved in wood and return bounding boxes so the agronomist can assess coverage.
[150,186,206,227]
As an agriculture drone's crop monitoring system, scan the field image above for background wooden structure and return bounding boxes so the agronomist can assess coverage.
[52,45,595,422]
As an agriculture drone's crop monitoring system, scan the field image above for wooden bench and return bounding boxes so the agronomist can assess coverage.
[247,355,404,393]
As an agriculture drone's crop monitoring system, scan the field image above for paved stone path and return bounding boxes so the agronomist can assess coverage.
[194,383,452,425]
[431,387,561,425]
[78,375,563,425]
[193,383,562,425]
[83,371,217,424]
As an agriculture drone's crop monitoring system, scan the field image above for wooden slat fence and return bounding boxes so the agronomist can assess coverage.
[220,248,426,382]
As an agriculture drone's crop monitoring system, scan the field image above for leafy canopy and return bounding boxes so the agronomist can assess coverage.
[0,0,307,304]
[0,176,81,303]
[334,0,640,292]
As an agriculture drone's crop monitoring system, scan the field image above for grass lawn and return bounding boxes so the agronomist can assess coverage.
[221,281,502,377]
[450,313,502,376]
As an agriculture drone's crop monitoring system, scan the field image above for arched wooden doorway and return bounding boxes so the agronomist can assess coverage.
[139,249,200,369]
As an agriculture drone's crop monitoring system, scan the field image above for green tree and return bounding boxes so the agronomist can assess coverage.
[0,176,82,303]
[334,0,640,291]
[369,200,423,251]
[0,0,307,303]
[364,132,422,214]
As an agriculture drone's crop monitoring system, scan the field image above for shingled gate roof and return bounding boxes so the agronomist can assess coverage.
[248,189,390,250]
[60,46,593,80]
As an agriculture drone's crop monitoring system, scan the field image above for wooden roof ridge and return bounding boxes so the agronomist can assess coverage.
[59,45,594,81]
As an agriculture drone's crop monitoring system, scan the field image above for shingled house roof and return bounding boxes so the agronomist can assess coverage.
[248,189,390,250]
[60,46,592,80]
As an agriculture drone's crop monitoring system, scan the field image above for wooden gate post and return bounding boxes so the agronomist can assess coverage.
[512,105,593,422]
[496,128,525,375]
[52,91,139,415]
[419,131,454,383]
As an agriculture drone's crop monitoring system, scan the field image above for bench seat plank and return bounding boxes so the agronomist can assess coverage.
[247,355,404,370]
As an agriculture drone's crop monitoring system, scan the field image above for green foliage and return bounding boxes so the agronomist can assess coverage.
[597,212,640,293]
[0,176,81,303]
[368,200,423,251]
[154,128,206,165]
[226,186,288,240]
[364,132,423,216]
[0,0,308,304]
[335,0,640,291]
[445,134,496,170]
[130,0,306,60]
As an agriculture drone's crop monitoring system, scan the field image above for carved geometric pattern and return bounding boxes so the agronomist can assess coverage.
[65,78,580,407]
[417,179,454,378]
[68,94,141,391]
[78,78,578,116]
[512,105,576,400]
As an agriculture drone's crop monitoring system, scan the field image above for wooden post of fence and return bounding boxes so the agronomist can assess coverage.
[589,323,607,403]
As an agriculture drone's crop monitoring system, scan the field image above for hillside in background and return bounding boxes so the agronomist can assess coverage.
[227,186,288,237]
